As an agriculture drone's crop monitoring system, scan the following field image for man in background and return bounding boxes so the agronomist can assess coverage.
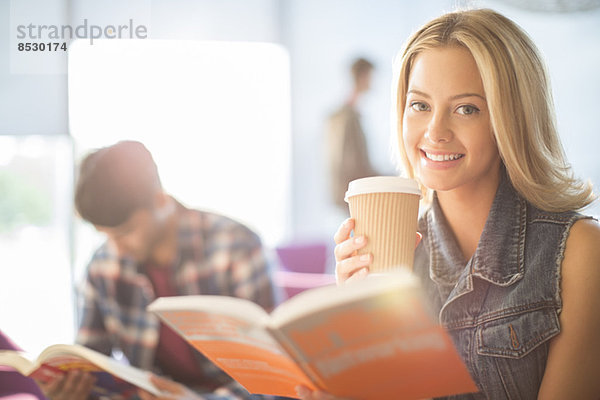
[326,57,379,210]
[41,140,276,399]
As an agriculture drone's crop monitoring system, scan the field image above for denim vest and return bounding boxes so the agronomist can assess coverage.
[413,174,591,399]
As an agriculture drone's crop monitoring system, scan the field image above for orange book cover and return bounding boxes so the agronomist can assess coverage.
[148,272,478,399]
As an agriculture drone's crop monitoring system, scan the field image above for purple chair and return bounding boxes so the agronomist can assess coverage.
[0,330,47,400]
[274,241,336,299]
[275,241,329,274]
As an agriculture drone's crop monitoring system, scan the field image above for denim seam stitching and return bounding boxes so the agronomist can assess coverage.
[443,302,556,330]
[477,327,557,353]
[495,356,513,399]
[477,327,559,358]
[530,218,571,224]
[517,197,527,277]
[555,215,594,314]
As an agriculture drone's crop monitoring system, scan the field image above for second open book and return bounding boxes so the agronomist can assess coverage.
[0,343,160,399]
[148,271,477,400]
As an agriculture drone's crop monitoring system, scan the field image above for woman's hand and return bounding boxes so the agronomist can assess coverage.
[138,374,202,400]
[334,218,372,285]
[334,218,422,285]
[295,385,351,400]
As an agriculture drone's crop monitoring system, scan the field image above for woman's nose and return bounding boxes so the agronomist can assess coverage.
[425,112,453,143]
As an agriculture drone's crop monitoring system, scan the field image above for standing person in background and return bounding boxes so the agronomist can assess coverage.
[326,58,379,210]
[40,140,278,400]
[299,8,600,399]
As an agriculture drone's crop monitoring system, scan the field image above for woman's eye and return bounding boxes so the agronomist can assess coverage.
[409,102,429,112]
[457,105,480,115]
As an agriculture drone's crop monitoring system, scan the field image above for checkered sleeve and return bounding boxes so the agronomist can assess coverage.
[75,262,113,356]
[228,225,276,312]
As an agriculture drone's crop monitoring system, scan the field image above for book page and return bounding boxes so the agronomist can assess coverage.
[273,278,478,400]
[25,356,151,400]
[269,270,418,328]
[149,304,316,398]
[148,295,269,322]
[36,344,159,397]
[0,350,34,375]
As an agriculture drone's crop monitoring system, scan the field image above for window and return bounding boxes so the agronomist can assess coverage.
[0,135,74,354]
[68,39,292,281]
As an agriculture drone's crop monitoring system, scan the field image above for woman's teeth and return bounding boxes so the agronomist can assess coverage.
[424,152,464,161]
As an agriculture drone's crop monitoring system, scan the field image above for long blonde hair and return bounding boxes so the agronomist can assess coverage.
[394,8,595,212]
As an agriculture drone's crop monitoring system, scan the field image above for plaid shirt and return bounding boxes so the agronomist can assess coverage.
[76,202,277,399]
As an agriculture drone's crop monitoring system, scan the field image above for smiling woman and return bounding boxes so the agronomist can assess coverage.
[395,10,600,398]
[312,8,600,400]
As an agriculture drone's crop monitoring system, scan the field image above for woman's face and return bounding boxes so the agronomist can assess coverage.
[402,46,501,195]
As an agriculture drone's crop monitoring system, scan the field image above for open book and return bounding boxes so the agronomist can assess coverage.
[0,343,160,399]
[148,271,478,400]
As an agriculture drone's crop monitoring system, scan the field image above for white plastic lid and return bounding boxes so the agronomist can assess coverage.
[344,176,421,202]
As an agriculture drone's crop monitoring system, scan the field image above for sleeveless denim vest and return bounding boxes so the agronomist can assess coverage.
[413,173,592,399]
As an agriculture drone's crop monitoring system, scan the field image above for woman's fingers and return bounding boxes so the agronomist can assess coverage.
[336,251,371,281]
[295,385,350,400]
[149,374,185,394]
[138,390,154,400]
[335,250,372,284]
[333,219,421,285]
[295,385,313,400]
[334,234,368,261]
[333,218,354,244]
[333,218,372,284]
[140,374,203,400]
[345,267,370,284]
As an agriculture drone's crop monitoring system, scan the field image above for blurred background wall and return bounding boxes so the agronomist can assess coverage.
[1,0,599,354]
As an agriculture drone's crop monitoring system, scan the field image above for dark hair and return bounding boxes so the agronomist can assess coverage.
[74,141,162,227]
[351,57,374,84]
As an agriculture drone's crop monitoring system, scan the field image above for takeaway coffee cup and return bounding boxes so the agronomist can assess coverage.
[345,176,421,272]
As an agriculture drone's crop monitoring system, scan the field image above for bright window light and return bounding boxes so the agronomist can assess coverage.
[68,39,292,253]
[0,135,74,355]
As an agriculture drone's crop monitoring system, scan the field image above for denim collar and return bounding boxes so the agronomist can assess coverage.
[428,170,526,290]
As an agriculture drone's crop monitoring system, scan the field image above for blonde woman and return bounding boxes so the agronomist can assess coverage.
[297,8,600,400]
